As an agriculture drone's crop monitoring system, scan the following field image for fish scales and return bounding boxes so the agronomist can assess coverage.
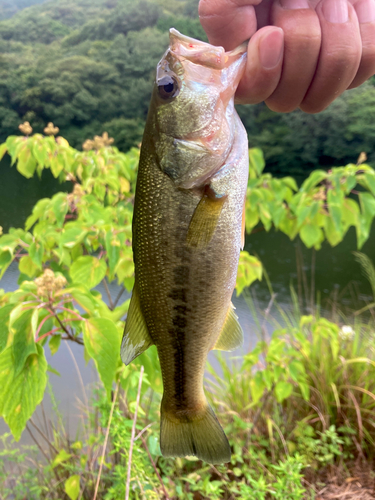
[121,29,249,464]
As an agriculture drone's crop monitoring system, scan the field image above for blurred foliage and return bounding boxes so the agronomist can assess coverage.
[2,306,375,498]
[0,0,373,173]
[0,0,203,151]
[0,131,261,442]
[1,126,375,442]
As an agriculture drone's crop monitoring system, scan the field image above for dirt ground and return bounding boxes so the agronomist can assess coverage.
[306,462,375,499]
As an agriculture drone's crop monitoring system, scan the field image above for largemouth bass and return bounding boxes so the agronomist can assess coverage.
[121,29,248,464]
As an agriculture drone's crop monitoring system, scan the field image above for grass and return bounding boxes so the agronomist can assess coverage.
[1,253,375,499]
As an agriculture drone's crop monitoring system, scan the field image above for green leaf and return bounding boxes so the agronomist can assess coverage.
[29,241,44,269]
[359,192,375,221]
[50,153,65,178]
[282,176,298,192]
[0,344,47,441]
[364,172,375,196]
[0,250,13,278]
[0,143,7,162]
[52,449,72,468]
[52,193,69,228]
[25,198,51,230]
[32,140,47,168]
[70,256,107,289]
[250,371,265,404]
[61,226,88,249]
[327,190,342,232]
[249,148,265,177]
[298,382,310,401]
[0,304,13,354]
[12,310,37,376]
[83,318,121,400]
[115,256,134,290]
[19,255,39,278]
[299,224,322,249]
[300,170,327,192]
[275,381,293,403]
[17,147,37,179]
[47,364,61,376]
[236,251,262,296]
[65,475,80,500]
[49,335,61,356]
[324,216,342,247]
[68,286,97,314]
[105,230,121,279]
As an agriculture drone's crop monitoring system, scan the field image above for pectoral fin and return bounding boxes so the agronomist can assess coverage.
[241,199,246,250]
[121,285,153,365]
[213,303,243,351]
[186,194,226,248]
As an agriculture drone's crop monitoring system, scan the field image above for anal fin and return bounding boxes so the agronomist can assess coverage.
[186,193,226,248]
[121,285,153,365]
[213,303,243,351]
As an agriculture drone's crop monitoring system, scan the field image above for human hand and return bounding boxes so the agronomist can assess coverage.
[199,0,375,112]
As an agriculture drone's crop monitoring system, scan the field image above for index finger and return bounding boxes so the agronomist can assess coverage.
[199,0,260,50]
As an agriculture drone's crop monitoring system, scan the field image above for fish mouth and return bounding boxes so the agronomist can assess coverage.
[169,28,247,70]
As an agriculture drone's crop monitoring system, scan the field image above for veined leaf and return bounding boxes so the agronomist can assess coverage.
[17,147,37,179]
[29,241,44,269]
[105,230,120,279]
[65,475,80,500]
[0,143,7,162]
[70,256,106,289]
[12,309,37,376]
[0,304,14,354]
[49,335,61,356]
[19,255,39,278]
[52,193,69,228]
[61,226,88,249]
[83,318,121,400]
[249,148,265,177]
[52,449,72,468]
[250,371,265,404]
[0,344,47,441]
[275,381,293,403]
[300,170,327,192]
[236,251,262,296]
[300,224,322,249]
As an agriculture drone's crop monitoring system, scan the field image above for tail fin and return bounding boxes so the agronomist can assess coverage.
[160,402,231,464]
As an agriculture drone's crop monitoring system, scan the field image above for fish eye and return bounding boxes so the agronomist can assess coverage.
[157,75,180,100]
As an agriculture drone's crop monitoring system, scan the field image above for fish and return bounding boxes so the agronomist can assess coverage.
[121,28,249,464]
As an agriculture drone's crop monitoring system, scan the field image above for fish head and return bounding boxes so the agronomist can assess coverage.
[151,29,247,189]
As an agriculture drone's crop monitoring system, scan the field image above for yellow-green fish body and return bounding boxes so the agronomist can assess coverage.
[121,29,248,464]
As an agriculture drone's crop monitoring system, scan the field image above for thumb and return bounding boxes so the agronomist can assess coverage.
[199,0,260,50]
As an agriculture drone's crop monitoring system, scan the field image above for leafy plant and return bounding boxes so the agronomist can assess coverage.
[1,126,375,446]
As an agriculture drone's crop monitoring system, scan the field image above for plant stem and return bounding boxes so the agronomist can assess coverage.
[125,365,144,500]
[93,382,119,500]
[140,435,170,500]
[65,341,88,409]
[113,286,125,308]
[103,278,114,310]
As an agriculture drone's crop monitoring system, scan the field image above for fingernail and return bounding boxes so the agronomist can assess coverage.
[259,29,284,70]
[356,0,375,23]
[280,0,309,9]
[322,0,348,23]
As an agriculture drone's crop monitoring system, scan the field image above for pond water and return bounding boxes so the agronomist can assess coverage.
[0,157,374,444]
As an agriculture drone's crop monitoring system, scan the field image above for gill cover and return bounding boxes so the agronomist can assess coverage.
[153,29,247,191]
